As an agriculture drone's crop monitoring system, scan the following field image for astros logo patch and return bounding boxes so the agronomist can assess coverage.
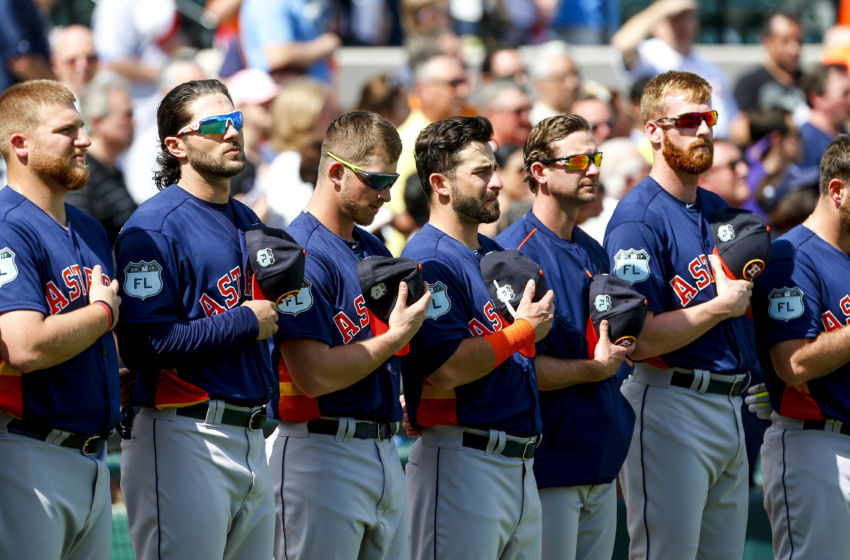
[124,260,163,300]
[278,278,313,315]
[743,259,765,280]
[613,249,650,284]
[768,286,804,321]
[426,281,450,319]
[0,247,18,288]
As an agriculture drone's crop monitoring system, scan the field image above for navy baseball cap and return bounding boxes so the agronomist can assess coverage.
[480,250,548,324]
[357,256,426,354]
[246,224,306,309]
[709,207,771,281]
[586,274,646,355]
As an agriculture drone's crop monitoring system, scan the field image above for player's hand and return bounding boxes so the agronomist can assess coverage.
[515,280,554,343]
[387,281,432,350]
[709,254,752,318]
[89,264,122,325]
[591,320,630,380]
[745,382,773,420]
[400,395,421,438]
[242,299,279,340]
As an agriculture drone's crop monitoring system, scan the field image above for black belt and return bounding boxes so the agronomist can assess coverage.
[462,432,538,461]
[803,419,850,436]
[7,419,109,456]
[306,418,399,441]
[669,370,749,397]
[176,403,267,431]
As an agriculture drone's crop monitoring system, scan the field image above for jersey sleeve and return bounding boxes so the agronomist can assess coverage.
[274,251,339,347]
[755,243,822,346]
[604,220,666,313]
[0,223,48,315]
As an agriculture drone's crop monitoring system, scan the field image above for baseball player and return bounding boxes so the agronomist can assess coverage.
[496,114,633,560]
[603,70,756,559]
[115,79,278,559]
[402,115,554,560]
[268,110,431,559]
[0,80,122,559]
[752,133,850,560]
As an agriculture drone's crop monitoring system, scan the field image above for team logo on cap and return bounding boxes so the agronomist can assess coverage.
[371,282,388,300]
[256,248,275,267]
[613,249,650,284]
[743,259,766,280]
[494,281,515,306]
[0,247,18,288]
[426,281,450,319]
[278,278,313,316]
[768,286,804,321]
[717,224,735,243]
[124,260,163,300]
[594,294,612,312]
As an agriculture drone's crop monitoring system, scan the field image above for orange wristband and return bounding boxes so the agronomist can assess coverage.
[484,318,535,368]
[94,300,115,331]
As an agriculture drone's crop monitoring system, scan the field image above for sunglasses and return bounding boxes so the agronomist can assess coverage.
[656,110,718,129]
[176,111,244,136]
[327,152,399,191]
[538,151,603,171]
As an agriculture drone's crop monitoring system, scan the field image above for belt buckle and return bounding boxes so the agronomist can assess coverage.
[80,435,101,456]
[248,408,266,432]
[376,423,389,442]
[521,440,536,461]
[729,374,748,397]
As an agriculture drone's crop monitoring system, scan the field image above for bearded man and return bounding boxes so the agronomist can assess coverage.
[603,70,756,560]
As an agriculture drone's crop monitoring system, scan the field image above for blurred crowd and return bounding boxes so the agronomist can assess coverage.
[3,0,850,248]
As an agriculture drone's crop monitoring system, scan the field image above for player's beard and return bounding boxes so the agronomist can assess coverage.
[187,145,246,179]
[662,131,713,175]
[29,148,89,191]
[451,183,500,224]
[340,188,378,226]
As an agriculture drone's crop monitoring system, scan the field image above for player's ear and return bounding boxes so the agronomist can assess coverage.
[529,161,547,186]
[9,132,28,159]
[828,177,845,207]
[429,172,450,197]
[645,119,663,145]
[327,160,344,186]
[163,136,186,159]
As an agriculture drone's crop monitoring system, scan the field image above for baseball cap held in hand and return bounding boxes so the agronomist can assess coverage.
[586,274,646,357]
[709,207,770,281]
[357,256,426,355]
[480,250,547,358]
[246,224,306,309]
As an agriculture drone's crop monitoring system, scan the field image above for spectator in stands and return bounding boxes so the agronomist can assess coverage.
[239,0,340,83]
[388,53,470,253]
[611,0,739,139]
[355,73,410,127]
[479,45,527,87]
[0,0,54,92]
[734,11,807,131]
[570,95,615,145]
[65,75,137,246]
[50,25,100,98]
[700,140,750,208]
[529,41,580,125]
[261,77,335,228]
[478,81,533,148]
[798,63,850,170]
[550,0,620,45]
[225,68,279,200]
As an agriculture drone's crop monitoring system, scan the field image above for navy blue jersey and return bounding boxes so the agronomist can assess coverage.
[753,225,850,424]
[0,187,120,434]
[115,186,275,408]
[604,177,757,373]
[401,224,542,437]
[498,212,634,487]
[273,211,402,423]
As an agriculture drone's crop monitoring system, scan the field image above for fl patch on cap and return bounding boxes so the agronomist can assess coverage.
[246,224,306,309]
[586,274,647,356]
[357,256,426,354]
[480,250,548,324]
[709,207,771,280]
